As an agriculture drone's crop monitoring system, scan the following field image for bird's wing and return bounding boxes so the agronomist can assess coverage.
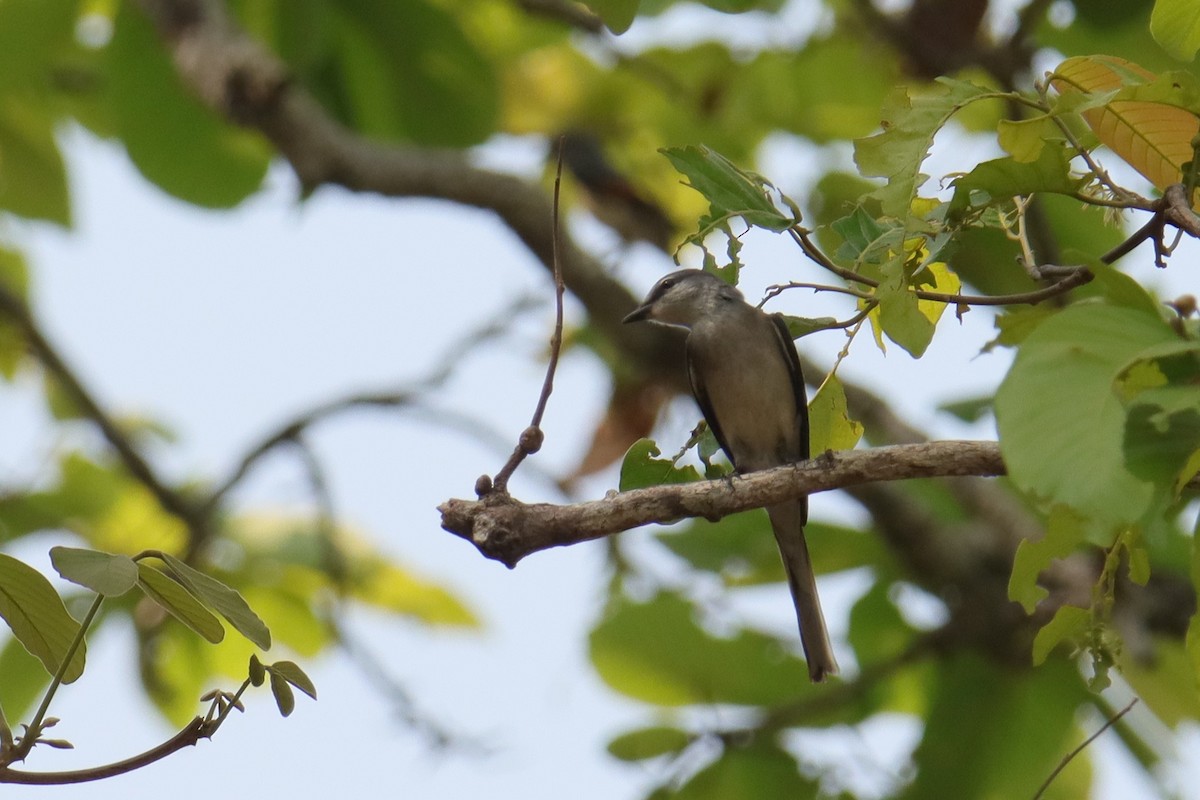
[770,313,810,526]
[769,314,809,461]
[685,336,736,471]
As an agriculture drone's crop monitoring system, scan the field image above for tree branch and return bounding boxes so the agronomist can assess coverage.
[132,0,677,381]
[0,284,207,537]
[0,717,212,785]
[439,441,1005,567]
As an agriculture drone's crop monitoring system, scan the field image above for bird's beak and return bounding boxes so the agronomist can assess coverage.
[623,304,653,324]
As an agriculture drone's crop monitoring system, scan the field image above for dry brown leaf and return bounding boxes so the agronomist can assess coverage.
[1053,55,1200,192]
[558,379,672,491]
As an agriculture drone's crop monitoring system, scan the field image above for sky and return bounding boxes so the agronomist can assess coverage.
[4,6,1200,797]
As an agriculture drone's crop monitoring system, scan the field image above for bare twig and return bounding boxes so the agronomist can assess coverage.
[205,294,539,511]
[760,281,875,304]
[788,228,1095,307]
[328,615,482,752]
[490,137,568,494]
[822,302,878,331]
[1031,698,1139,800]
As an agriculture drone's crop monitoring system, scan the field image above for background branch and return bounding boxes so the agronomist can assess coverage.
[133,0,677,383]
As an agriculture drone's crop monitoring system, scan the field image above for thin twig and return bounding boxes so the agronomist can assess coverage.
[1098,215,1159,265]
[0,717,212,785]
[292,436,348,585]
[1031,698,1138,800]
[760,281,875,304]
[788,226,1094,306]
[204,294,540,511]
[0,677,256,785]
[327,615,482,752]
[490,136,568,494]
[823,302,878,331]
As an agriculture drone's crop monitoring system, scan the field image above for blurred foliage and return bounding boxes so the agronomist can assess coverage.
[2,0,1200,796]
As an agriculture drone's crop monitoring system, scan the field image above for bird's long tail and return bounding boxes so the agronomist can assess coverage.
[767,501,838,682]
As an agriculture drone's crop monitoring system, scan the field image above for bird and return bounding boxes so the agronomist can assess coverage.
[623,268,837,682]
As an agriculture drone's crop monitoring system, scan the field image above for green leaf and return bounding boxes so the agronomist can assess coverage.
[136,562,225,645]
[589,592,809,706]
[1118,639,1200,726]
[659,517,884,586]
[908,654,1088,799]
[995,304,1178,534]
[268,668,296,717]
[671,741,816,800]
[159,553,271,650]
[831,205,902,264]
[1088,261,1165,316]
[350,558,479,628]
[948,145,1084,218]
[779,314,843,338]
[1033,605,1091,665]
[324,0,498,146]
[0,554,86,684]
[50,547,138,597]
[619,438,704,492]
[606,725,691,762]
[266,660,317,700]
[808,375,863,453]
[938,394,993,422]
[582,0,639,33]
[107,5,269,207]
[1009,506,1089,613]
[1123,386,1200,486]
[0,101,71,225]
[854,78,993,217]
[873,256,935,357]
[661,145,794,231]
[1151,0,1200,61]
[997,116,1060,162]
[0,634,51,722]
[248,654,267,687]
[0,0,77,91]
[847,580,916,668]
[1116,339,1200,489]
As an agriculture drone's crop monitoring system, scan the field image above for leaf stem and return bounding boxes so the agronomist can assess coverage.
[12,594,104,763]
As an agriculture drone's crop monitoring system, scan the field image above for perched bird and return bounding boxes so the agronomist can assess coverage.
[558,131,675,252]
[623,269,837,682]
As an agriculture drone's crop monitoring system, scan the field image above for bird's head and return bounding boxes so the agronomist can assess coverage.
[622,269,742,329]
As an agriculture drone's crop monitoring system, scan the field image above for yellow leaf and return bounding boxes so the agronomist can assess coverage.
[809,375,864,454]
[352,561,481,628]
[917,261,961,325]
[92,484,188,556]
[1053,55,1200,192]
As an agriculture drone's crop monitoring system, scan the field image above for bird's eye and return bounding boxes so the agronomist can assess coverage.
[660,279,675,289]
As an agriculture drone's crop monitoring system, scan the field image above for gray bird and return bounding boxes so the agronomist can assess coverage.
[623,269,838,682]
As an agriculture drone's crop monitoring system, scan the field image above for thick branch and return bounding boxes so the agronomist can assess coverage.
[133,0,677,380]
[439,441,1004,567]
